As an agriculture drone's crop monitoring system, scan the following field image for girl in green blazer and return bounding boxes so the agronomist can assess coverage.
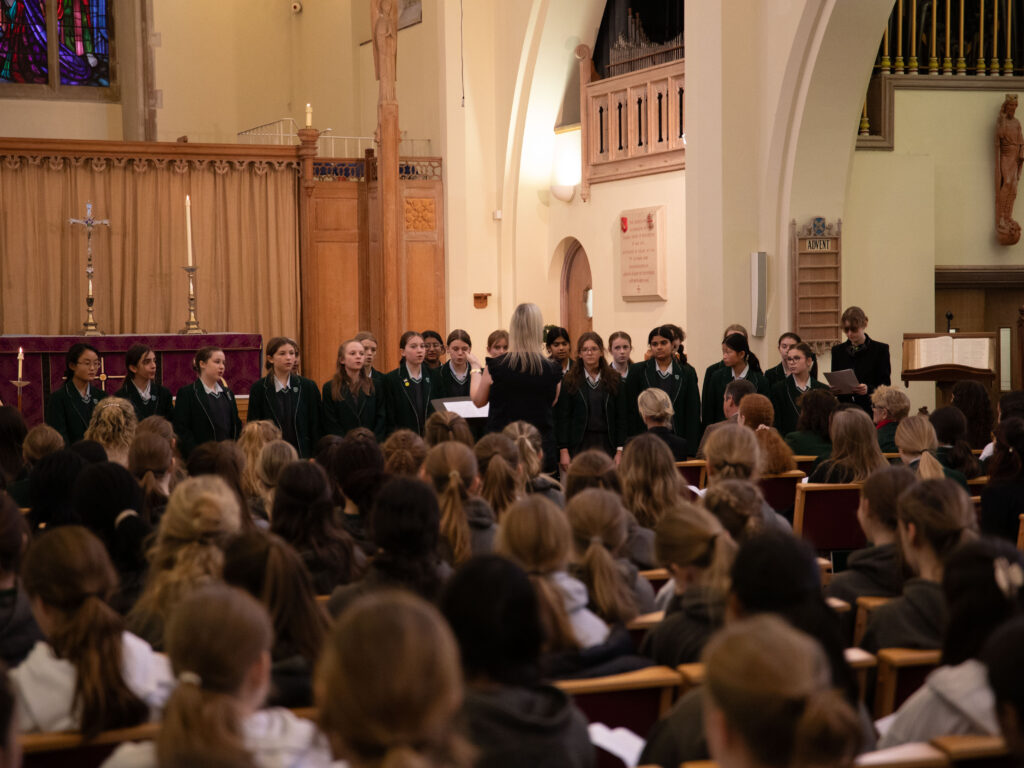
[45,342,108,446]
[771,342,828,436]
[323,338,386,441]
[383,332,439,436]
[703,333,770,428]
[246,336,322,458]
[626,325,701,452]
[113,344,175,424]
[173,346,242,459]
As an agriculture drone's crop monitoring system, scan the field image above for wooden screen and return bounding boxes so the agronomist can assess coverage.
[791,217,842,354]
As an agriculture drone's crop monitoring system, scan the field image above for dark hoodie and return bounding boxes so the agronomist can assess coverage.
[461,684,595,768]
[0,584,44,667]
[440,497,497,565]
[825,541,905,605]
[859,578,946,653]
[639,585,722,667]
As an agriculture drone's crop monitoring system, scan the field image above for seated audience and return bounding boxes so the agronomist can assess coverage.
[474,433,524,518]
[981,417,1024,542]
[637,388,689,461]
[808,408,887,483]
[930,406,981,479]
[981,390,1024,463]
[128,432,174,523]
[135,415,185,486]
[896,414,969,489]
[237,420,282,516]
[738,394,796,475]
[0,408,27,492]
[441,555,595,768]
[697,379,756,460]
[27,449,86,531]
[951,380,995,451]
[84,397,137,468]
[783,388,837,458]
[983,616,1024,761]
[861,479,976,653]
[870,385,911,453]
[0,494,42,667]
[424,442,496,566]
[505,421,564,507]
[424,411,475,448]
[703,424,791,533]
[323,436,387,556]
[620,433,690,529]
[185,441,255,528]
[700,479,764,543]
[382,428,428,475]
[14,526,173,736]
[5,424,64,508]
[253,439,298,517]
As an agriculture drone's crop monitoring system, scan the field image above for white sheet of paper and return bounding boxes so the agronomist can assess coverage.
[442,400,489,419]
[915,335,953,368]
[823,369,860,395]
[952,337,991,370]
[588,723,645,768]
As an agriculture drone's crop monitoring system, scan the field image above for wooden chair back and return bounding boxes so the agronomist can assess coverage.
[626,610,663,650]
[758,470,806,512]
[1018,514,1024,552]
[874,648,942,718]
[792,483,866,551]
[638,568,670,593]
[929,734,1010,767]
[854,595,894,647]
[855,743,950,768]
[22,723,159,768]
[967,475,989,491]
[792,455,819,474]
[675,460,707,489]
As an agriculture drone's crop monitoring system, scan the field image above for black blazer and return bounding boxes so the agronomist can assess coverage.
[44,381,108,445]
[113,381,175,424]
[625,358,700,453]
[173,380,242,458]
[555,377,627,454]
[383,362,440,436]
[830,335,891,413]
[322,378,387,442]
[246,373,322,458]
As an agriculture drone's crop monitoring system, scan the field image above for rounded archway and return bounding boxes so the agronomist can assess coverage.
[559,238,593,343]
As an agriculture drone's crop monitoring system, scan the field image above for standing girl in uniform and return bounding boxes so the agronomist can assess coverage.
[486,330,509,358]
[439,330,473,398]
[173,346,242,459]
[556,332,626,472]
[384,332,439,436]
[113,345,174,424]
[45,343,107,446]
[246,337,322,459]
[609,331,633,379]
[770,342,827,436]
[354,331,385,391]
[323,339,386,442]
[546,327,573,376]
[764,332,801,388]
[626,325,700,452]
[422,330,446,370]
[703,333,770,428]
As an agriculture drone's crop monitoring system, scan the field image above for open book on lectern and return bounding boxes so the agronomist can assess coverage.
[902,334,993,372]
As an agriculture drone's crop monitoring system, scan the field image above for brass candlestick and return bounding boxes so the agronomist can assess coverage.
[179,266,206,334]
[7,380,29,415]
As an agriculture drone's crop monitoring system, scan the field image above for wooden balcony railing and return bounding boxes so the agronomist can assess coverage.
[575,44,685,202]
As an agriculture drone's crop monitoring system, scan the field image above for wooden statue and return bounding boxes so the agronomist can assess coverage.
[996,94,1024,245]
[371,0,398,104]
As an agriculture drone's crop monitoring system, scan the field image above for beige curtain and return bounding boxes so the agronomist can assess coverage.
[0,152,299,345]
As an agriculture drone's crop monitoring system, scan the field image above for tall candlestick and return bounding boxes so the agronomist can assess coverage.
[17,347,23,381]
[185,194,194,267]
[305,103,312,127]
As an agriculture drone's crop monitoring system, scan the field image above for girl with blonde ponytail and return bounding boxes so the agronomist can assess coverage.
[897,414,969,489]
[14,526,173,737]
[566,489,656,624]
[423,442,496,565]
[104,584,332,768]
[85,397,138,468]
[474,433,524,518]
[640,502,736,666]
[503,420,564,507]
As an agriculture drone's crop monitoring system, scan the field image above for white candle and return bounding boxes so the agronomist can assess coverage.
[17,347,23,381]
[305,103,312,128]
[185,194,194,267]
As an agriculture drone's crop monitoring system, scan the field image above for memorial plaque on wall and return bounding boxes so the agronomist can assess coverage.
[790,217,842,353]
[620,206,667,301]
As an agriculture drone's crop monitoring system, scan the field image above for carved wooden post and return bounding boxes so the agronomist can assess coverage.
[297,128,319,379]
[577,45,592,202]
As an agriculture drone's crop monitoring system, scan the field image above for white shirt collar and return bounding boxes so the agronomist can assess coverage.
[134,380,152,402]
[201,379,223,395]
[656,359,673,376]
[273,375,291,392]
[585,369,601,385]
[732,364,750,380]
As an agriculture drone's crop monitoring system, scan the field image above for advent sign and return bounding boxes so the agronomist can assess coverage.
[620,206,667,301]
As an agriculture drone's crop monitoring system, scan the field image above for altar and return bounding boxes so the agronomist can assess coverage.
[0,334,263,427]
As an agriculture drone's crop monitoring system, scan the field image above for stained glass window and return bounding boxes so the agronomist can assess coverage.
[0,0,111,88]
[0,1,50,84]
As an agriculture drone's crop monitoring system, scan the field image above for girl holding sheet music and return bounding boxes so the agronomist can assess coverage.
[829,306,891,414]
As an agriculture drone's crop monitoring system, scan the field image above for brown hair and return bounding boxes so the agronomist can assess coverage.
[827,409,888,482]
[861,465,918,531]
[192,346,223,375]
[136,415,184,485]
[496,496,579,653]
[564,450,621,500]
[486,329,509,350]
[620,433,688,528]
[255,440,298,510]
[703,614,862,768]
[424,442,479,565]
[840,306,868,330]
[22,424,65,465]
[895,415,945,480]
[566,489,638,624]
[475,433,523,518]
[130,476,242,644]
[897,478,976,565]
[332,339,374,400]
[264,336,299,371]
[701,479,763,543]
[129,431,174,521]
[424,411,474,448]
[157,584,272,768]
[382,429,428,475]
[704,423,761,482]
[739,394,796,474]
[186,441,254,528]
[22,526,148,739]
[562,332,621,396]
[655,502,736,602]
[237,420,282,500]
[84,397,137,457]
[318,591,473,768]
[871,385,911,421]
[503,421,546,481]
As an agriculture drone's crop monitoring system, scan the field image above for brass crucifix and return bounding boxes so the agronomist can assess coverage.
[69,202,111,336]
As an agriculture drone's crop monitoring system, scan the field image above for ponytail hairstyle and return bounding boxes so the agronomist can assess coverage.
[131,476,242,640]
[637,388,674,426]
[236,420,282,500]
[704,423,761,483]
[474,433,523,518]
[566,489,638,624]
[701,479,764,543]
[655,501,736,606]
[723,333,760,374]
[129,432,174,521]
[326,436,386,516]
[382,429,428,476]
[738,394,796,474]
[424,442,479,566]
[332,339,374,400]
[424,411,474,448]
[897,478,976,568]
[21,526,148,739]
[564,449,621,500]
[503,420,555,486]
[860,465,917,533]
[790,341,819,379]
[84,397,138,458]
[317,590,474,768]
[562,332,620,395]
[702,614,862,768]
[988,417,1024,481]
[620,433,688,527]
[496,495,579,653]
[895,414,945,480]
[929,406,981,479]
[191,346,222,375]
[157,584,273,768]
[222,531,328,668]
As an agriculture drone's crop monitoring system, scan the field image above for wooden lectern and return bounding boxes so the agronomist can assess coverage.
[902,333,997,406]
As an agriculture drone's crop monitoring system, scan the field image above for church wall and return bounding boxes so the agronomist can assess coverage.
[0,101,122,140]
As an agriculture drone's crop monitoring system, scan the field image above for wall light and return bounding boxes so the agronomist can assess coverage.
[550,125,581,203]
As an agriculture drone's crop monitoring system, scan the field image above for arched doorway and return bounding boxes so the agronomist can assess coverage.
[560,239,593,344]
